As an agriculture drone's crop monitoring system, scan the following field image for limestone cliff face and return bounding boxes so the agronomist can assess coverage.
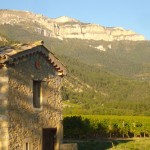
[0,10,145,41]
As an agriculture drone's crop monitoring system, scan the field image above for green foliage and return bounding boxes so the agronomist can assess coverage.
[63,116,91,139]
[1,24,150,115]
[0,33,18,46]
[67,139,150,150]
[61,56,150,115]
[76,140,113,150]
[111,138,150,150]
[63,115,150,139]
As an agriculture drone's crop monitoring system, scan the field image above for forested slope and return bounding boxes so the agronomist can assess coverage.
[0,24,150,115]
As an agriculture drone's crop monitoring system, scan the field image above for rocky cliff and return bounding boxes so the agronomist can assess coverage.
[0,9,145,41]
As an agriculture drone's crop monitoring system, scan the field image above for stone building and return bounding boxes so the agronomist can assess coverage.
[0,41,66,150]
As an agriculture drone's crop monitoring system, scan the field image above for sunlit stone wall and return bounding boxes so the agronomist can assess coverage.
[0,66,9,150]
[8,53,63,150]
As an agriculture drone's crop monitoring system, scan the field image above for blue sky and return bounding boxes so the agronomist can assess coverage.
[1,0,150,40]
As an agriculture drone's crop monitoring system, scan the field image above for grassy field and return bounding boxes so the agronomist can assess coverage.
[66,138,150,150]
[111,138,150,150]
[63,115,150,149]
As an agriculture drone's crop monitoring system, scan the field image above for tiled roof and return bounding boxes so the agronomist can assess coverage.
[0,41,66,76]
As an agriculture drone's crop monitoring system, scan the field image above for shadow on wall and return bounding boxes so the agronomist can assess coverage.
[7,62,62,149]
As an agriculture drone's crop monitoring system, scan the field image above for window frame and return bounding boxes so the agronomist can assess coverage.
[26,142,29,150]
[33,80,42,109]
[23,138,33,150]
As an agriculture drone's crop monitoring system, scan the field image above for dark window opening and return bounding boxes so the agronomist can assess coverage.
[33,80,42,108]
[26,142,29,150]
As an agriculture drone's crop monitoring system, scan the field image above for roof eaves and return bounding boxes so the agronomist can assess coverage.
[0,41,67,76]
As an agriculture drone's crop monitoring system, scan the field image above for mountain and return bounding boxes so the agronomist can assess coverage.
[0,9,145,41]
[0,35,7,42]
[54,16,80,23]
[0,10,150,116]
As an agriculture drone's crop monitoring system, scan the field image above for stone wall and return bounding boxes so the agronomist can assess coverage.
[8,52,63,150]
[60,143,78,150]
[0,66,9,150]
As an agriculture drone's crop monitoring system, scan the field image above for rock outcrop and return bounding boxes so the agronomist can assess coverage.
[0,9,145,41]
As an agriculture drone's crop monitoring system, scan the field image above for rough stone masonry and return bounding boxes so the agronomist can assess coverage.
[0,41,73,150]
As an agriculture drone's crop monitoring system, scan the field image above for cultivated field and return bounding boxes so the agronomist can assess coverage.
[63,115,150,149]
[65,138,150,150]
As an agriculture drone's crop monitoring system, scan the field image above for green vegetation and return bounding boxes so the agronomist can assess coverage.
[111,138,150,150]
[63,115,150,149]
[48,39,150,79]
[63,115,150,139]
[1,24,150,115]
[0,24,45,43]
[0,33,17,46]
[1,17,150,150]
[61,56,150,115]
[68,138,150,150]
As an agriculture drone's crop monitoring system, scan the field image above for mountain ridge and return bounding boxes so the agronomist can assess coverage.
[0,9,145,41]
[54,16,80,23]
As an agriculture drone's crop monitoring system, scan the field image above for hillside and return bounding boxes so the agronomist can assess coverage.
[0,10,150,115]
[0,9,145,41]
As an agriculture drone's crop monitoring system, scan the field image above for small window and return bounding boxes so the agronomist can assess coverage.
[23,140,32,150]
[33,80,42,108]
[26,142,29,150]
